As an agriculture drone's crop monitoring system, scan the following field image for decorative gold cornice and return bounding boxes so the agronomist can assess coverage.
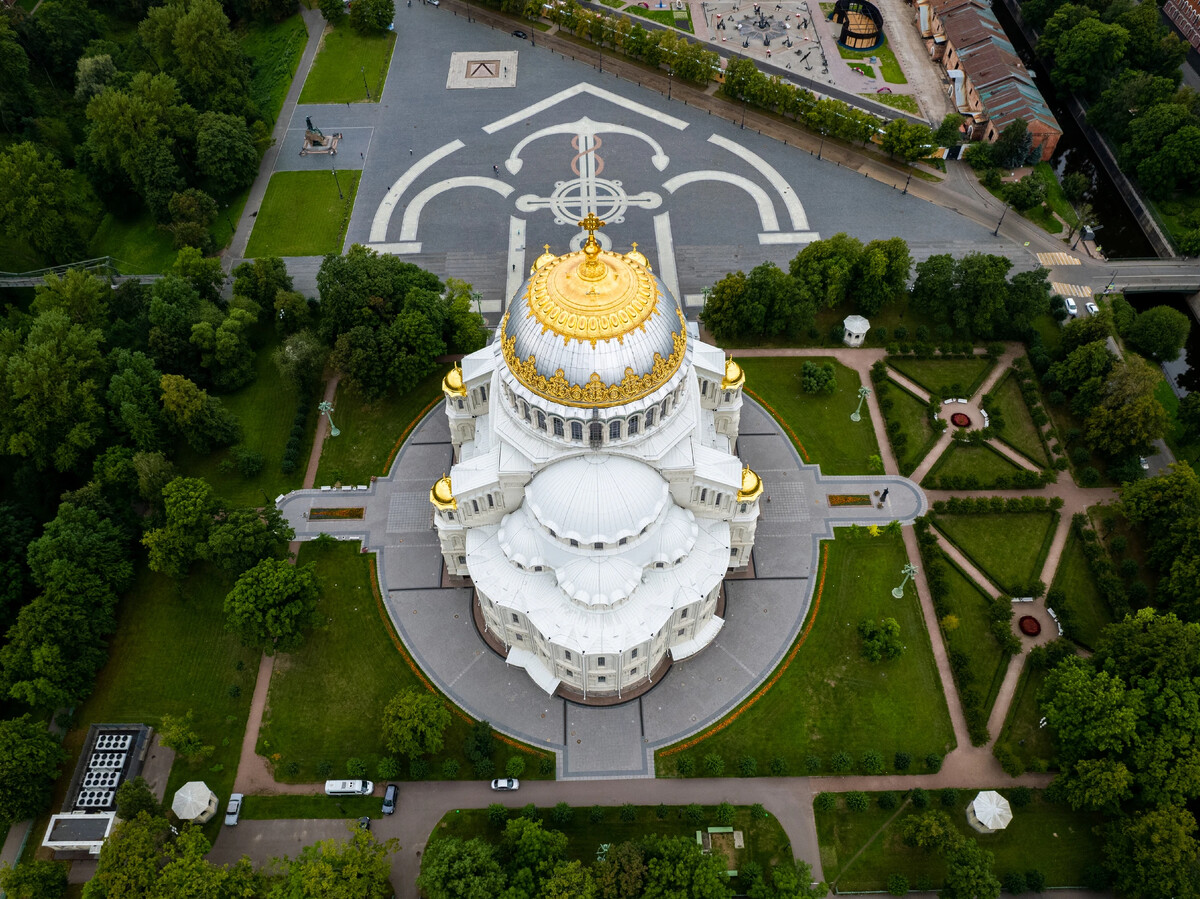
[500,307,689,408]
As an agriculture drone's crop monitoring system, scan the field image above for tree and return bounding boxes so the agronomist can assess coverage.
[0,716,65,824]
[789,233,863,310]
[196,111,259,194]
[107,350,167,452]
[539,860,596,899]
[33,269,109,329]
[158,711,214,763]
[349,0,395,33]
[224,559,320,651]
[1084,357,1167,457]
[1116,0,1188,81]
[0,143,89,262]
[1061,171,1090,204]
[382,688,452,760]
[274,331,328,390]
[953,253,1012,337]
[852,237,911,316]
[115,776,163,822]
[319,0,345,22]
[142,477,216,578]
[1089,70,1177,145]
[140,0,252,115]
[75,53,116,102]
[1047,340,1115,394]
[164,188,219,251]
[1179,393,1200,443]
[1137,126,1200,199]
[858,618,903,662]
[159,374,240,453]
[0,860,68,899]
[28,501,134,595]
[18,0,101,80]
[747,262,811,339]
[190,298,258,391]
[233,256,293,311]
[0,19,35,135]
[700,271,757,341]
[594,841,646,899]
[417,836,507,899]
[501,816,569,894]
[934,112,965,147]
[941,840,1000,899]
[1103,806,1200,899]
[0,310,105,472]
[800,362,836,395]
[1002,268,1051,338]
[992,120,1036,168]
[1005,172,1047,212]
[909,253,955,324]
[899,810,964,853]
[879,119,934,162]
[642,835,733,899]
[1041,8,1129,95]
[1127,305,1191,362]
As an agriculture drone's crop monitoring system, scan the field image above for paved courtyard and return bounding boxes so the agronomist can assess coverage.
[261,2,1036,308]
[278,398,925,778]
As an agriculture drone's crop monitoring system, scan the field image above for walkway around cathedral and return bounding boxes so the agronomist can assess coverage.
[276,398,926,780]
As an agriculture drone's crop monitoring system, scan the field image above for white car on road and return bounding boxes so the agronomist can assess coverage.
[1064,297,1078,316]
[224,793,243,826]
[491,778,519,791]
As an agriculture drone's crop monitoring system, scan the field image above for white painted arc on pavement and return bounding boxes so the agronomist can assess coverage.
[661,171,780,233]
[505,215,526,313]
[482,82,690,134]
[397,177,516,242]
[506,117,670,174]
[759,231,821,244]
[707,133,810,231]
[369,139,464,242]
[654,211,681,302]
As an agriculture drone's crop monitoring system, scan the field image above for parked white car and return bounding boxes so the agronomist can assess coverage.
[1064,297,1078,316]
[224,793,243,826]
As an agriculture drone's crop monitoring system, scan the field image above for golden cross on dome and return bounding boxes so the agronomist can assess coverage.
[578,213,606,242]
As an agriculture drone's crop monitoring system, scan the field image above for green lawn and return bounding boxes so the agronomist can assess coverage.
[257,542,550,781]
[90,210,178,275]
[1031,314,1062,355]
[847,63,876,78]
[887,356,993,399]
[242,794,380,819]
[245,170,359,258]
[817,791,1102,891]
[1051,530,1112,649]
[299,27,395,103]
[862,93,919,114]
[882,380,938,475]
[940,562,1007,716]
[923,442,1024,489]
[65,564,259,841]
[314,371,443,485]
[629,6,682,28]
[430,805,792,883]
[989,372,1049,466]
[174,331,315,507]
[933,513,1057,594]
[1034,162,1079,230]
[241,13,309,124]
[739,357,881,476]
[1157,377,1200,467]
[998,662,1057,772]
[657,531,955,775]
[837,40,906,83]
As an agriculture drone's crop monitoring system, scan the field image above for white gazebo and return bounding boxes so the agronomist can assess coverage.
[966,790,1013,833]
[843,314,870,348]
[171,781,218,824]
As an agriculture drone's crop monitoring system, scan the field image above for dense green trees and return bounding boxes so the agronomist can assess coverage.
[381,688,453,760]
[1126,305,1191,362]
[0,716,65,824]
[224,559,321,651]
[1119,462,1200,612]
[909,254,1050,339]
[0,144,89,261]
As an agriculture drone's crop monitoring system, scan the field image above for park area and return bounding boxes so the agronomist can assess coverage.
[932,511,1058,594]
[739,357,880,475]
[923,442,1025,489]
[245,171,360,258]
[656,531,954,775]
[997,663,1057,773]
[1049,530,1112,649]
[299,26,395,104]
[879,380,938,475]
[816,789,1102,891]
[888,356,993,398]
[988,371,1049,466]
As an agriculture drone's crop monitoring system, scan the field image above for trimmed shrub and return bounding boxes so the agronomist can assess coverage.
[346,758,368,778]
[551,802,573,825]
[487,803,509,826]
[845,791,869,812]
[589,805,604,823]
[538,756,555,777]
[814,792,837,812]
[716,801,735,825]
[376,757,401,780]
[909,787,929,809]
[737,755,758,777]
[620,803,637,822]
[656,803,669,820]
[830,751,853,773]
[702,752,725,776]
[685,803,704,823]
[442,759,460,779]
[924,753,943,772]
[894,751,911,772]
[939,787,958,808]
[769,757,789,776]
[409,759,428,780]
[878,791,898,810]
[751,802,769,821]
[676,756,696,777]
[860,749,885,775]
[887,873,910,896]
[505,756,526,778]
[1003,871,1027,894]
[1007,786,1033,808]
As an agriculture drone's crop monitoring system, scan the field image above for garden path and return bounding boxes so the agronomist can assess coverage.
[986,437,1041,472]
[885,368,930,402]
[232,375,341,796]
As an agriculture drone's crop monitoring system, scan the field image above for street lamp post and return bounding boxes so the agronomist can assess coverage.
[850,385,871,422]
[470,290,483,318]
[891,562,917,599]
[902,171,912,195]
[318,401,341,437]
[332,166,343,200]
[361,66,371,101]
[993,202,1009,237]
[667,70,673,100]
[817,127,826,160]
[740,94,748,129]
[701,286,711,306]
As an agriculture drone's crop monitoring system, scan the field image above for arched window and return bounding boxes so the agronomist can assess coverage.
[715,493,723,507]
[609,420,621,440]
[522,402,531,422]
[725,391,732,402]
[487,494,494,508]
[571,421,583,441]
[590,422,603,443]
[700,488,708,503]
[553,418,564,437]
[472,500,479,513]
[701,380,709,396]
[537,410,547,430]
[646,407,656,426]
[628,416,639,435]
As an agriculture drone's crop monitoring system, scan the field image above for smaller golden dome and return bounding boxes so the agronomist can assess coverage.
[531,244,556,274]
[442,363,466,397]
[722,357,745,389]
[430,474,457,510]
[737,466,764,502]
[624,242,650,270]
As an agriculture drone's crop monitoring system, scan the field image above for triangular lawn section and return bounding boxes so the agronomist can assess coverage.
[934,512,1058,594]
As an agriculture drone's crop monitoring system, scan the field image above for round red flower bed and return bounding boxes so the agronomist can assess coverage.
[950,411,971,428]
[1019,615,1041,636]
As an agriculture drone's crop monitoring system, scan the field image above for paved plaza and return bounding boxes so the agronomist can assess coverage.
[278,399,926,778]
[264,2,1035,309]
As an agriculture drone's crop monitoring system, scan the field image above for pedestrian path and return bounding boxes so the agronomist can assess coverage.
[987,437,1041,472]
[1050,280,1093,298]
[1036,251,1081,266]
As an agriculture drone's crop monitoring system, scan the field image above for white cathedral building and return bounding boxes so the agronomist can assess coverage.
[429,217,763,701]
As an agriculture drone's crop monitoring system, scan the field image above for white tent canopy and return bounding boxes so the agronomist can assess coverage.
[967,790,1013,833]
[171,781,218,823]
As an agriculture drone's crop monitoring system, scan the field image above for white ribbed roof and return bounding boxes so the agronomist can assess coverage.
[525,455,669,545]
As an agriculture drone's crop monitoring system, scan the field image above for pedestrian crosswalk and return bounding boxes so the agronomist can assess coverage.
[1051,282,1093,298]
[1036,252,1081,266]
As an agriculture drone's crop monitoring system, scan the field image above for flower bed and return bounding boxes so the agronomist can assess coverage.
[828,494,872,506]
[950,411,971,428]
[310,507,365,520]
[1019,615,1042,637]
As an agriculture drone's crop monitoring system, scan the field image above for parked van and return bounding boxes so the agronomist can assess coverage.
[325,780,374,796]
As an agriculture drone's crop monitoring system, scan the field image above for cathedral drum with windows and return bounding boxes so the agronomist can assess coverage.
[430,217,762,702]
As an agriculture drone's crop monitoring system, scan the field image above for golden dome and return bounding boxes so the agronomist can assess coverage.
[624,242,650,269]
[721,357,744,389]
[525,216,658,348]
[531,244,556,274]
[442,363,466,397]
[430,474,457,510]
[736,466,764,502]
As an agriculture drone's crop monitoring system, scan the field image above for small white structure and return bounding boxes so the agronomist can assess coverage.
[42,812,116,856]
[966,790,1013,833]
[843,314,870,348]
[171,781,218,823]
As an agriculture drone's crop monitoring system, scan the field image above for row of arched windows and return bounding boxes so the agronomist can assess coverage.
[503,380,688,445]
